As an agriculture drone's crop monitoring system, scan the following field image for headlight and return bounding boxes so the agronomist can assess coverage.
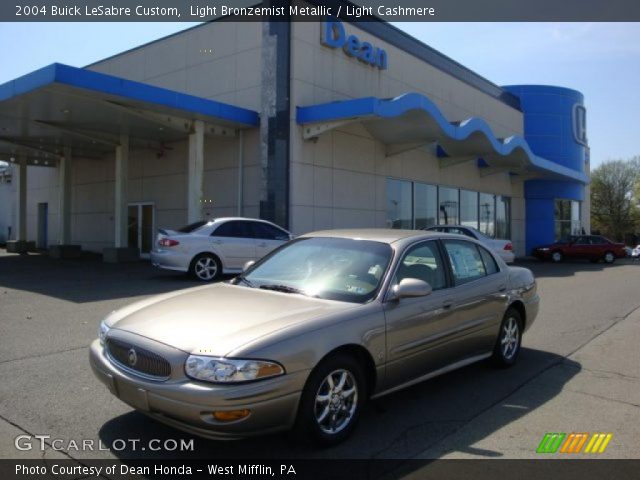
[98,320,110,345]
[185,355,284,383]
[539,248,550,251]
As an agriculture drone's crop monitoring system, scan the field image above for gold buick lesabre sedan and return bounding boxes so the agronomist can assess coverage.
[90,229,539,445]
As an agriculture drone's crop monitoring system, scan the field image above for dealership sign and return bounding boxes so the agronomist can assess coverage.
[321,18,388,70]
[573,104,588,146]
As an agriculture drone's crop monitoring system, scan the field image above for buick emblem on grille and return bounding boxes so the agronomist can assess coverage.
[128,348,138,367]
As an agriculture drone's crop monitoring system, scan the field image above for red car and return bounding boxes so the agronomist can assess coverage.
[532,235,626,264]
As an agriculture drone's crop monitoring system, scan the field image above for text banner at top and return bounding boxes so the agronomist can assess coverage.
[4,0,640,22]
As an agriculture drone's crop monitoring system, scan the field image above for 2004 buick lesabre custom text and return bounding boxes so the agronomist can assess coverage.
[90,229,539,445]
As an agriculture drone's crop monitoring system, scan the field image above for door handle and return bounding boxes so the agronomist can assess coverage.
[213,239,222,245]
[442,301,453,310]
[498,285,507,292]
[258,242,267,248]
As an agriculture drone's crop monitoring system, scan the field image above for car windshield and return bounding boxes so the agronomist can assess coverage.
[237,237,393,303]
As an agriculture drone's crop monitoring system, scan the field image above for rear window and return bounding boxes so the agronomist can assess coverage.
[177,220,209,233]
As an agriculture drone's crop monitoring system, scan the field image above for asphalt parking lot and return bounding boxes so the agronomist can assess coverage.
[0,250,639,464]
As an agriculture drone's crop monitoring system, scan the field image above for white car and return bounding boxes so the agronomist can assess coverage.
[150,217,293,281]
[632,245,640,260]
[425,225,515,263]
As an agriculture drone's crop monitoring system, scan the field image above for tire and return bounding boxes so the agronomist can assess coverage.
[492,308,523,368]
[551,251,563,263]
[189,253,222,282]
[294,353,366,446]
[603,251,616,264]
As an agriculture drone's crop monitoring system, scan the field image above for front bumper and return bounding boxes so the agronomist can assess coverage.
[89,339,307,440]
[532,249,551,260]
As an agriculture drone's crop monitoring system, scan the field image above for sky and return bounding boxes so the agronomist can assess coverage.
[1,22,639,167]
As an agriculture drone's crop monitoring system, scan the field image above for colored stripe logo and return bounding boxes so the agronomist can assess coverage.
[537,433,613,454]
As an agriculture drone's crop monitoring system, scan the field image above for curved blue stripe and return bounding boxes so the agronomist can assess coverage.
[297,93,588,183]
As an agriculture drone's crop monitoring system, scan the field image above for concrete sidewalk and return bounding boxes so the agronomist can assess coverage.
[415,306,640,459]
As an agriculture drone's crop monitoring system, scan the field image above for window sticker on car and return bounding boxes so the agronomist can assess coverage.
[448,245,482,279]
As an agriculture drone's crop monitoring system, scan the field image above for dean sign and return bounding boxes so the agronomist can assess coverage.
[321,18,388,70]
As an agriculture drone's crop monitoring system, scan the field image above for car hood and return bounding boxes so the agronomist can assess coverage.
[108,283,354,355]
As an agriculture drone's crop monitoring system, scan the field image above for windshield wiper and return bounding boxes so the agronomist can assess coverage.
[259,284,305,295]
[235,276,255,288]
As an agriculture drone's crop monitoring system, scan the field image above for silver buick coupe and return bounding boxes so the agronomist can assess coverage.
[90,229,539,445]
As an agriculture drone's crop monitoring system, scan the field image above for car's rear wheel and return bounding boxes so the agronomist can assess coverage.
[189,253,221,281]
[294,353,365,446]
[492,308,523,367]
[551,251,563,263]
[603,251,616,264]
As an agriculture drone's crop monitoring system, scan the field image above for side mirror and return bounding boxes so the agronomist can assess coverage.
[390,278,432,301]
[242,260,255,272]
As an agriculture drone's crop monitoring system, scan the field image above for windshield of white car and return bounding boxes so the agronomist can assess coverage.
[236,237,393,303]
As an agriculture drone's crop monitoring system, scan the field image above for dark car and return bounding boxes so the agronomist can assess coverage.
[532,235,626,264]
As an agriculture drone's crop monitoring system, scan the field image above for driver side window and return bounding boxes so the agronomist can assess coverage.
[395,241,446,290]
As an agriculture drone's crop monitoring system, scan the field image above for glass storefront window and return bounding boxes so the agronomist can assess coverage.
[479,193,495,237]
[571,201,582,235]
[496,196,511,239]
[387,179,413,229]
[386,178,511,239]
[438,187,459,225]
[460,190,479,230]
[414,183,437,229]
[555,199,581,240]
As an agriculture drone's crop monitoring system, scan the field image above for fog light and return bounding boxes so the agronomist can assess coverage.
[212,409,250,422]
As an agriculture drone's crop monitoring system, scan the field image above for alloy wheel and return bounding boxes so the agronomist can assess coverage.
[194,257,218,281]
[314,369,358,435]
[501,316,520,360]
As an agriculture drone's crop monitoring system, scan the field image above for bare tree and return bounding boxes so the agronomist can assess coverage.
[591,157,640,241]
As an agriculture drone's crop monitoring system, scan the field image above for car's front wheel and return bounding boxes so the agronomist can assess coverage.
[492,308,523,367]
[294,353,365,446]
[603,251,616,264]
[189,253,221,281]
[551,251,563,263]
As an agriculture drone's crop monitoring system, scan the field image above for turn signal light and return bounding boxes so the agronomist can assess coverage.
[212,410,251,422]
[504,243,513,251]
[159,238,180,247]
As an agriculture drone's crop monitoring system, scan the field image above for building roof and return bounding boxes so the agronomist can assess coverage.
[0,63,259,165]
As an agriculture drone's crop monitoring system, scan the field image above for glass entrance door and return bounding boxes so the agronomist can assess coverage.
[128,203,154,257]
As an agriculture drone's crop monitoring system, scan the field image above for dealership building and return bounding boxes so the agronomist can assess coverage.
[0,11,590,259]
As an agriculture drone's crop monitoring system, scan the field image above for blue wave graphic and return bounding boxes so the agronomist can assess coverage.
[296,93,588,183]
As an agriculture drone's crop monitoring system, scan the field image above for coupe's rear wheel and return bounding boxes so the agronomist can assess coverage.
[492,308,523,367]
[551,251,563,263]
[190,253,221,281]
[294,354,365,446]
[603,251,616,264]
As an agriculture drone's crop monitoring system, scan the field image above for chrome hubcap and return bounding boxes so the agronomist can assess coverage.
[605,253,614,262]
[314,369,358,434]
[195,257,217,280]
[552,252,561,262]
[501,317,520,360]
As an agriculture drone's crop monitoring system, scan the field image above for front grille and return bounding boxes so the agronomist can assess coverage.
[106,338,171,380]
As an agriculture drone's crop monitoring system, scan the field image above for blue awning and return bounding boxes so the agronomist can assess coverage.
[297,93,588,184]
[0,63,259,163]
